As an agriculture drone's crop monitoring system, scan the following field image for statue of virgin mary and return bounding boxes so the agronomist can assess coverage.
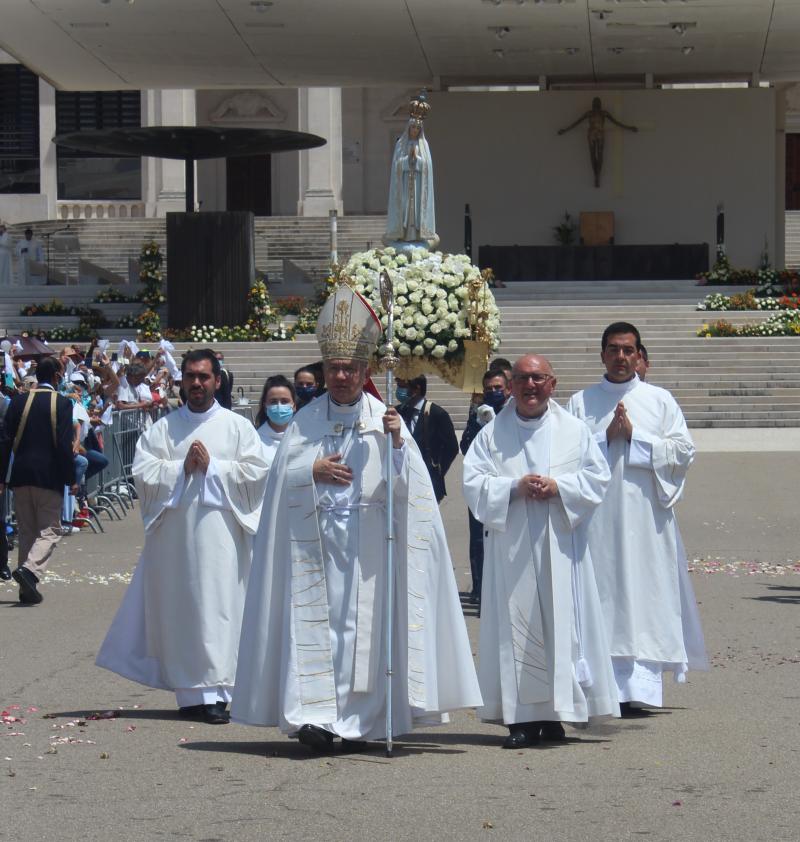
[383,92,439,250]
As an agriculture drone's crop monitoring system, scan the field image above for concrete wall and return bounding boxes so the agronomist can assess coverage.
[425,89,778,268]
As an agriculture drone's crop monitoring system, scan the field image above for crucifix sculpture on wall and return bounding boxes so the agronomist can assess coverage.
[557,97,639,188]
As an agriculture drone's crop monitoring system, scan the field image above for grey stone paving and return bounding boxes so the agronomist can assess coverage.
[1,452,798,841]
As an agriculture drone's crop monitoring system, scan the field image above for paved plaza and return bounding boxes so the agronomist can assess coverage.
[1,448,798,842]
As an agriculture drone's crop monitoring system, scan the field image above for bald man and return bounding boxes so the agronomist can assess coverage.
[463,355,618,749]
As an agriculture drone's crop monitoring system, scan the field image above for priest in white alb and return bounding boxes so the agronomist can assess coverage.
[232,282,482,753]
[463,354,618,749]
[96,349,269,724]
[566,322,708,715]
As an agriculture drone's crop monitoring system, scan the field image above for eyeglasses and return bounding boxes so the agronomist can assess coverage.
[512,373,553,385]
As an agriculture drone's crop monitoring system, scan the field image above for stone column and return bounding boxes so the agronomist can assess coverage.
[775,85,787,269]
[142,89,196,216]
[38,79,57,220]
[297,87,343,216]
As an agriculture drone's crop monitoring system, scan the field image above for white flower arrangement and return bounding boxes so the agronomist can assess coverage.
[343,248,501,379]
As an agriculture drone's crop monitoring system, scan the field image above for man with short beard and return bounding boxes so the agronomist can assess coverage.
[96,349,269,724]
[567,322,707,716]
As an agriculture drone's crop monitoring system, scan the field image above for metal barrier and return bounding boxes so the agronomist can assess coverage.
[3,403,256,549]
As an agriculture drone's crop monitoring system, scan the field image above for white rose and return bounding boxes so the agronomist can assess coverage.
[430,322,442,335]
[436,288,447,299]
[399,343,412,356]
[406,280,419,292]
[446,313,458,325]
[405,327,418,341]
[395,254,408,266]
[395,282,408,295]
[380,255,392,266]
[421,301,434,316]
[431,345,446,358]
[414,313,428,328]
[403,315,414,326]
[447,339,458,352]
[397,295,408,306]
[409,292,422,304]
[424,337,436,349]
[412,345,424,356]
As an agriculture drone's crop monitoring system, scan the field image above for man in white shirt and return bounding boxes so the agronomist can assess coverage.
[97,349,269,723]
[566,322,707,715]
[15,228,44,285]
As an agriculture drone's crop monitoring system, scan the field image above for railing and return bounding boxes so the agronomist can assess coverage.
[56,201,147,220]
[2,403,260,554]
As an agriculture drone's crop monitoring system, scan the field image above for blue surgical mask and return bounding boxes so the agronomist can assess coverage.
[483,390,506,411]
[267,403,294,425]
[296,384,316,400]
[395,387,410,403]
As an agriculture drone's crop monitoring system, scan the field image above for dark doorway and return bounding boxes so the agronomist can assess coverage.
[786,134,800,211]
[226,154,271,215]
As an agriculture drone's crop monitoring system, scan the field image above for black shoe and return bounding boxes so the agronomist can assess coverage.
[502,724,540,749]
[0,564,11,581]
[298,723,335,754]
[539,721,566,741]
[178,704,204,718]
[12,567,42,604]
[341,738,368,754]
[201,704,229,724]
[620,702,652,718]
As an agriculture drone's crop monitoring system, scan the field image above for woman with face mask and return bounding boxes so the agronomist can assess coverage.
[255,375,296,469]
[293,364,323,410]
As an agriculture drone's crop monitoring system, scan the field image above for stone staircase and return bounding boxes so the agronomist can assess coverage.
[3,277,799,429]
[162,280,800,430]
[3,216,388,287]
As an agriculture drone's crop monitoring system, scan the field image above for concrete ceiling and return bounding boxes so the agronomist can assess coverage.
[1,0,799,91]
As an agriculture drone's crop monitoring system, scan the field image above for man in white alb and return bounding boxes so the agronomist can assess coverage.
[232,282,481,753]
[96,349,269,724]
[463,354,618,748]
[566,322,707,715]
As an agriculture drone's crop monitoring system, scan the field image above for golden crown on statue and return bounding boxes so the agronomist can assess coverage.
[409,90,431,123]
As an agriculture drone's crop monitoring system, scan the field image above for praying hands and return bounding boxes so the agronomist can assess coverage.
[184,440,211,475]
[606,401,633,443]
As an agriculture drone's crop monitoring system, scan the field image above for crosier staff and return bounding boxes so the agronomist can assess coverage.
[379,268,398,758]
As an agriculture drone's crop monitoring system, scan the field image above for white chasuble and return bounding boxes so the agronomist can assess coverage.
[463,399,618,725]
[96,402,270,692]
[566,377,708,704]
[232,393,482,740]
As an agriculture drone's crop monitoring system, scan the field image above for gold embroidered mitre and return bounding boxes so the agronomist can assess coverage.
[316,282,382,362]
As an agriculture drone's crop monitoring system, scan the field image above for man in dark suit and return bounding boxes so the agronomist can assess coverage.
[213,352,234,409]
[396,375,458,503]
[0,356,76,604]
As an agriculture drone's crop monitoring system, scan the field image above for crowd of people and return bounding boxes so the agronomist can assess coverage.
[0,287,706,755]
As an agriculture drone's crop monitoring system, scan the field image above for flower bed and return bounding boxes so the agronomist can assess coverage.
[696,291,782,311]
[698,310,800,337]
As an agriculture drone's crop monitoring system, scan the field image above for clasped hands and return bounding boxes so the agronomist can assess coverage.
[606,401,633,443]
[518,473,559,500]
[312,409,404,487]
[184,440,211,475]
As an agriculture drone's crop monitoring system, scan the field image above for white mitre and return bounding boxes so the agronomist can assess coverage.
[315,282,382,362]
